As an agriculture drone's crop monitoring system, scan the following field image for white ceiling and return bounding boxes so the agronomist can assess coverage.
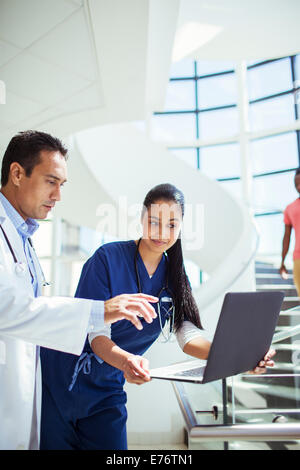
[174,0,300,61]
[0,0,299,153]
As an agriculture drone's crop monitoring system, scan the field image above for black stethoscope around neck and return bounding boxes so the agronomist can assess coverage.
[0,223,50,286]
[134,238,175,342]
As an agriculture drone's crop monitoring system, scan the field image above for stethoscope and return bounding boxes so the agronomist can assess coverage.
[134,238,175,342]
[0,224,50,287]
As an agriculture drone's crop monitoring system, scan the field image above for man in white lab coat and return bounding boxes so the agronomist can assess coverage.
[0,130,157,450]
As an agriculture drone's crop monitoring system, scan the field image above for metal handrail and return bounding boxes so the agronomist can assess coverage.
[172,382,300,442]
[189,423,300,442]
[272,308,300,344]
[173,382,300,444]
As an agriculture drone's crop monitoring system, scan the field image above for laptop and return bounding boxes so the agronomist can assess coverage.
[150,291,284,384]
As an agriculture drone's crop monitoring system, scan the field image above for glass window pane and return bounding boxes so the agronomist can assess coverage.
[247,59,293,101]
[170,58,195,78]
[249,94,295,132]
[247,59,267,67]
[253,172,298,214]
[164,80,195,111]
[218,179,242,201]
[197,73,237,109]
[152,113,196,141]
[255,214,293,257]
[169,148,198,169]
[295,54,300,82]
[250,132,299,175]
[197,60,236,76]
[199,107,239,139]
[201,143,240,179]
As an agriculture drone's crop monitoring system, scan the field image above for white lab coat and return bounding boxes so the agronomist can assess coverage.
[0,201,93,450]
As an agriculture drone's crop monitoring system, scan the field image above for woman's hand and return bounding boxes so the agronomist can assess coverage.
[122,354,151,385]
[247,348,276,375]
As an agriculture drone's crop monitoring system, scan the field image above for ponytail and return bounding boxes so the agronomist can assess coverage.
[167,238,203,332]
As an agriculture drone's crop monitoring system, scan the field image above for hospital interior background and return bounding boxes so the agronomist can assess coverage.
[1,0,300,451]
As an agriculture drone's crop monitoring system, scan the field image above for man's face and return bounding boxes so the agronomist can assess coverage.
[295,174,300,195]
[14,150,67,220]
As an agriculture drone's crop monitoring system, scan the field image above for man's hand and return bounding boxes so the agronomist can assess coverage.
[122,354,151,385]
[104,293,158,330]
[247,348,276,375]
[279,264,289,280]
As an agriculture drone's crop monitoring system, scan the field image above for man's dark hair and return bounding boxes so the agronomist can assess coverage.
[296,168,300,176]
[1,130,68,186]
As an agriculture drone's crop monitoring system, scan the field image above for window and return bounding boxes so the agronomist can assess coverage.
[250,132,299,175]
[197,74,237,109]
[197,60,235,76]
[247,59,293,101]
[201,143,240,179]
[152,54,300,259]
[164,79,195,111]
[152,112,196,141]
[249,93,295,132]
[255,213,294,256]
[253,171,298,214]
[199,107,239,139]
[169,58,195,78]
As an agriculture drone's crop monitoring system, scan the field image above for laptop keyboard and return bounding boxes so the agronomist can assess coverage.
[173,367,204,377]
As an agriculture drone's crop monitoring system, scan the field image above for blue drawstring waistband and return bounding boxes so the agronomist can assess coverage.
[68,352,103,391]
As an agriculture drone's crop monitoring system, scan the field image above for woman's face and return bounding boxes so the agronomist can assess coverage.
[141,199,183,253]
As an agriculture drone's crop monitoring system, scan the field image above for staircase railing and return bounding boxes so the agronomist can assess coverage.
[172,302,300,448]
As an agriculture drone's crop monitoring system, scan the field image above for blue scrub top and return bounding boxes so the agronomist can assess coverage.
[41,240,172,401]
[79,240,169,359]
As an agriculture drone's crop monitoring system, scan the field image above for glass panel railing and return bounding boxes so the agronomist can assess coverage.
[172,377,300,450]
[228,303,300,449]
[172,304,300,450]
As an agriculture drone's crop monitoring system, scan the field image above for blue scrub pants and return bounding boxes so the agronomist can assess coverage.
[40,382,128,450]
[40,351,128,450]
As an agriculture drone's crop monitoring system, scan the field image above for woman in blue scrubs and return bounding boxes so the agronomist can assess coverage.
[40,183,274,450]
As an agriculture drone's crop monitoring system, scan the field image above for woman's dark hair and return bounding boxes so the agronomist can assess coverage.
[142,183,203,331]
[1,130,68,186]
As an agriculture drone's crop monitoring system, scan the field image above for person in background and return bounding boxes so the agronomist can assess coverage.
[279,168,300,297]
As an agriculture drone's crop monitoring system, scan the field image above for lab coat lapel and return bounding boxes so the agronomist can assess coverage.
[27,243,43,296]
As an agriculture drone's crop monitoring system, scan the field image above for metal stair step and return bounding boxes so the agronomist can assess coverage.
[277,313,300,326]
[256,268,282,274]
[272,362,300,373]
[281,299,300,310]
[256,278,294,286]
[272,343,300,362]
[257,286,298,297]
[256,273,293,281]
